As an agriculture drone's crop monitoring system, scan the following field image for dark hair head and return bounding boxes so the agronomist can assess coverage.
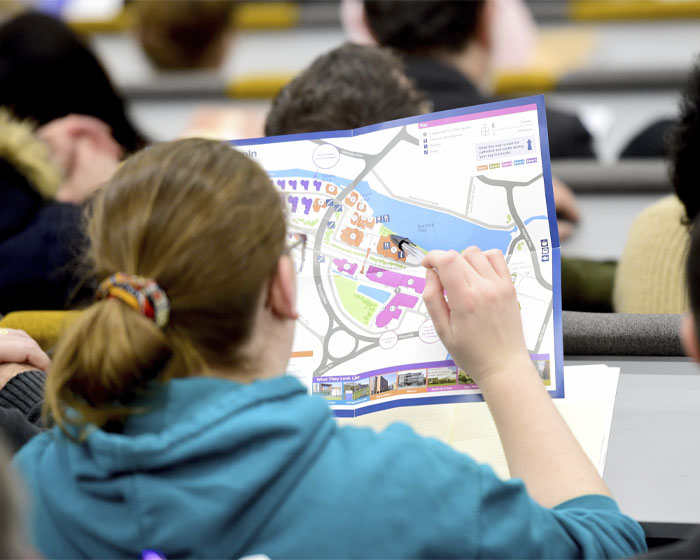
[45,138,286,434]
[363,0,486,55]
[265,42,428,136]
[0,11,146,153]
[671,59,700,224]
[687,214,700,337]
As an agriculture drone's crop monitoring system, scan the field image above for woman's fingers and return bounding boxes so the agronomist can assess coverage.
[0,330,51,372]
[422,267,451,340]
[483,249,511,282]
[462,246,501,282]
[422,250,471,294]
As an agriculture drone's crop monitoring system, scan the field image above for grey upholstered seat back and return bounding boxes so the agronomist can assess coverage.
[562,311,683,356]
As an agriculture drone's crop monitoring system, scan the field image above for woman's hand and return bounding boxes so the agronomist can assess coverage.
[37,114,122,204]
[421,247,531,383]
[424,247,610,507]
[0,329,51,390]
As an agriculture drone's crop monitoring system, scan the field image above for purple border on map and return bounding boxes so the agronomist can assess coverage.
[315,354,550,383]
[418,103,537,129]
[313,360,454,383]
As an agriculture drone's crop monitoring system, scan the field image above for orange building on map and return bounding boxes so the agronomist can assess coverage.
[344,191,358,207]
[341,227,364,247]
[376,235,407,262]
[351,212,375,231]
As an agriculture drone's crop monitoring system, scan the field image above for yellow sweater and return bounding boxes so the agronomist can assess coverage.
[614,195,689,314]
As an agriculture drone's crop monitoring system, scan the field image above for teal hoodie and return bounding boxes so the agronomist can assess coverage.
[15,375,646,559]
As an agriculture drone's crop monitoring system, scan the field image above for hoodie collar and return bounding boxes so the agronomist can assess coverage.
[84,374,321,471]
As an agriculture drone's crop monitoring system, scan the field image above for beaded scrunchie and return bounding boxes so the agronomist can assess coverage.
[97,272,170,328]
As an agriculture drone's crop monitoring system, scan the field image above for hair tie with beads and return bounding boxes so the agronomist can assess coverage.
[97,272,170,328]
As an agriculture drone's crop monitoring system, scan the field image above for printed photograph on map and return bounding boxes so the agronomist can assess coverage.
[370,373,396,396]
[533,359,551,384]
[235,95,564,417]
[457,370,476,386]
[427,367,457,387]
[397,370,426,389]
[344,380,369,401]
[312,381,344,401]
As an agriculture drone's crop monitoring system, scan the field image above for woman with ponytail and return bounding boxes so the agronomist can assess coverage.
[14,139,645,558]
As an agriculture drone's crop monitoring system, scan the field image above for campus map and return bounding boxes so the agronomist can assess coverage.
[234,96,563,416]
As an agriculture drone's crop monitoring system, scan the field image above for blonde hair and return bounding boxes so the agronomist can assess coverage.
[0,107,61,198]
[45,138,285,435]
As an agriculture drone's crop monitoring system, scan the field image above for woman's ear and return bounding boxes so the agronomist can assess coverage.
[268,255,299,320]
[681,313,700,362]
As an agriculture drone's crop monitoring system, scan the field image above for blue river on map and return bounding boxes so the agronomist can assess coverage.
[269,168,535,253]
[357,285,392,303]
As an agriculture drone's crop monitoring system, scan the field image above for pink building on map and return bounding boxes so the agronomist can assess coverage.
[365,266,425,294]
[376,293,419,328]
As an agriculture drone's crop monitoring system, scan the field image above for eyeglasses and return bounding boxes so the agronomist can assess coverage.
[285,232,307,273]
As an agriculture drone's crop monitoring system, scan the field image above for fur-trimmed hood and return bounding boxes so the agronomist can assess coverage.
[0,107,87,312]
[0,107,61,198]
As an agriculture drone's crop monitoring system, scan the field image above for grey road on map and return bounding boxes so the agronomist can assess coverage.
[306,136,555,373]
[474,173,554,353]
[311,127,419,375]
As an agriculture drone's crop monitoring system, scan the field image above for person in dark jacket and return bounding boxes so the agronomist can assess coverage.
[0,108,95,312]
[620,119,676,158]
[363,0,595,159]
[0,10,146,154]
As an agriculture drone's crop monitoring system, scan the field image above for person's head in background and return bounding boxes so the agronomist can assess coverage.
[682,215,700,362]
[133,0,235,71]
[671,60,700,225]
[265,42,430,136]
[0,10,146,154]
[363,0,493,90]
[681,62,700,338]
[679,60,700,347]
[45,139,297,433]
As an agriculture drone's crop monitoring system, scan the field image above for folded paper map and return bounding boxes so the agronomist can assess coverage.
[234,95,563,416]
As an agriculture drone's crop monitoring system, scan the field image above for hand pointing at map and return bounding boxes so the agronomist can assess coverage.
[421,247,611,508]
[421,247,530,384]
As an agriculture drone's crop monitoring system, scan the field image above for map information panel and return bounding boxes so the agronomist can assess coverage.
[234,95,563,417]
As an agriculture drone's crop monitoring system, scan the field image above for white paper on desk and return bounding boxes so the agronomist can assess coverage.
[555,364,620,476]
[337,364,619,480]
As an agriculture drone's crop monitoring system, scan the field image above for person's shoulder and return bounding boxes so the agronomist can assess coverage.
[0,407,41,454]
[12,428,55,476]
[632,195,686,231]
[36,200,83,226]
[621,118,675,159]
[614,194,689,313]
